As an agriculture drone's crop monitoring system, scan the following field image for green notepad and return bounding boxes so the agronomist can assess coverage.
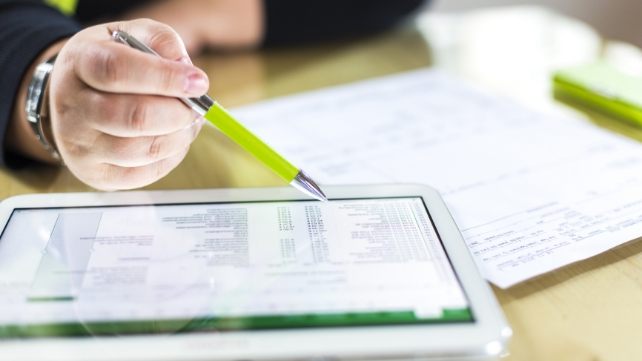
[553,62,642,127]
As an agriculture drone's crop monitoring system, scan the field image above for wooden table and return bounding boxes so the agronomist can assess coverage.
[1,6,641,361]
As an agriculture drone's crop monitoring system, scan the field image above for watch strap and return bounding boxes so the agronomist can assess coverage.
[25,55,61,161]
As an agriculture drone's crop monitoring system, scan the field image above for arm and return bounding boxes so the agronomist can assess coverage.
[263,0,427,46]
[120,0,425,53]
[0,3,80,166]
[47,19,209,190]
[1,3,210,190]
[122,0,264,54]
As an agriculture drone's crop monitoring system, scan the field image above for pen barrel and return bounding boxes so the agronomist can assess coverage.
[204,103,300,182]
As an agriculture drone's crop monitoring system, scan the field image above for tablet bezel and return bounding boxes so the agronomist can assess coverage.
[0,184,511,361]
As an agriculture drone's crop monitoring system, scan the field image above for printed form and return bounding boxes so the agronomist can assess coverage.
[234,70,642,288]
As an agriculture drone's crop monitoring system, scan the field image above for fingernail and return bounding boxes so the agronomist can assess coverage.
[185,73,208,95]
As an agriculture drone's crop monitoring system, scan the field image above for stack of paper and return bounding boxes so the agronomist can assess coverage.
[234,70,642,288]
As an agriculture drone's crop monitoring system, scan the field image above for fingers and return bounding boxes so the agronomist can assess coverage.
[91,122,201,168]
[49,18,209,191]
[109,18,190,62]
[63,120,202,190]
[88,91,198,137]
[94,150,189,191]
[77,41,209,97]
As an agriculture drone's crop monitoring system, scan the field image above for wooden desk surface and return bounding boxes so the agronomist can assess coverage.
[1,6,641,361]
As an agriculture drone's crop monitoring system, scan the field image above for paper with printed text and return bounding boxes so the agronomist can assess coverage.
[234,69,642,288]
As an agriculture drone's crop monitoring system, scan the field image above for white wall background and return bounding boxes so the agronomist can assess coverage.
[431,0,642,47]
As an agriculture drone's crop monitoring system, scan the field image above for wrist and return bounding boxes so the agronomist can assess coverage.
[8,39,67,164]
[25,55,61,162]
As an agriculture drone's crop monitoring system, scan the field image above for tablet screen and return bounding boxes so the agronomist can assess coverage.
[0,197,472,337]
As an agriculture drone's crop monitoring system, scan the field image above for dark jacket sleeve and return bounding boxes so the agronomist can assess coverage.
[263,0,426,46]
[0,0,424,167]
[0,3,80,167]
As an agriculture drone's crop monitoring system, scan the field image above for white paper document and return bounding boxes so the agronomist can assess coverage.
[234,69,642,288]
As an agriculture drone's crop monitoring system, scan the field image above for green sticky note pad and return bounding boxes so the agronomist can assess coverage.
[553,62,642,127]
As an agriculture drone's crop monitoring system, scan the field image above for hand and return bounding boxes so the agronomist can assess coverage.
[48,18,209,190]
[123,0,264,54]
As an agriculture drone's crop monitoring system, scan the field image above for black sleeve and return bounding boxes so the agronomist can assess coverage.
[0,3,80,167]
[263,0,426,46]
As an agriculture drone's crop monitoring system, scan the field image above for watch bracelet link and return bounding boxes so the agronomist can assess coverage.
[25,54,61,161]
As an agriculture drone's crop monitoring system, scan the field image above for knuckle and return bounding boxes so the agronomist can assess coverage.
[127,101,150,133]
[146,136,164,159]
[148,29,179,54]
[158,64,179,92]
[85,47,122,85]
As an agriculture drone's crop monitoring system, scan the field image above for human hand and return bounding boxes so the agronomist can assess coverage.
[48,18,209,190]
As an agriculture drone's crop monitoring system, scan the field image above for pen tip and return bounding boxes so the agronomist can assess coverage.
[291,170,328,202]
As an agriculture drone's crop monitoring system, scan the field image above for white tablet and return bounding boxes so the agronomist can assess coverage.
[0,184,510,361]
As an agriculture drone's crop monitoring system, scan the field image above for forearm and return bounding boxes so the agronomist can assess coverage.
[7,39,67,164]
[123,0,264,54]
[263,0,427,46]
[0,3,79,167]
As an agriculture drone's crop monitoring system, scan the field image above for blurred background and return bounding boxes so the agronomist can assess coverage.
[432,0,642,47]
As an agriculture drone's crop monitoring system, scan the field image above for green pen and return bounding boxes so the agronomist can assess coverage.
[112,31,327,201]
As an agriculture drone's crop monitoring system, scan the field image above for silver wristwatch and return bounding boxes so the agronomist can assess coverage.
[25,55,61,161]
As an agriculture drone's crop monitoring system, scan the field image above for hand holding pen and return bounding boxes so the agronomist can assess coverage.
[46,19,208,190]
[44,18,325,199]
[112,30,326,201]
